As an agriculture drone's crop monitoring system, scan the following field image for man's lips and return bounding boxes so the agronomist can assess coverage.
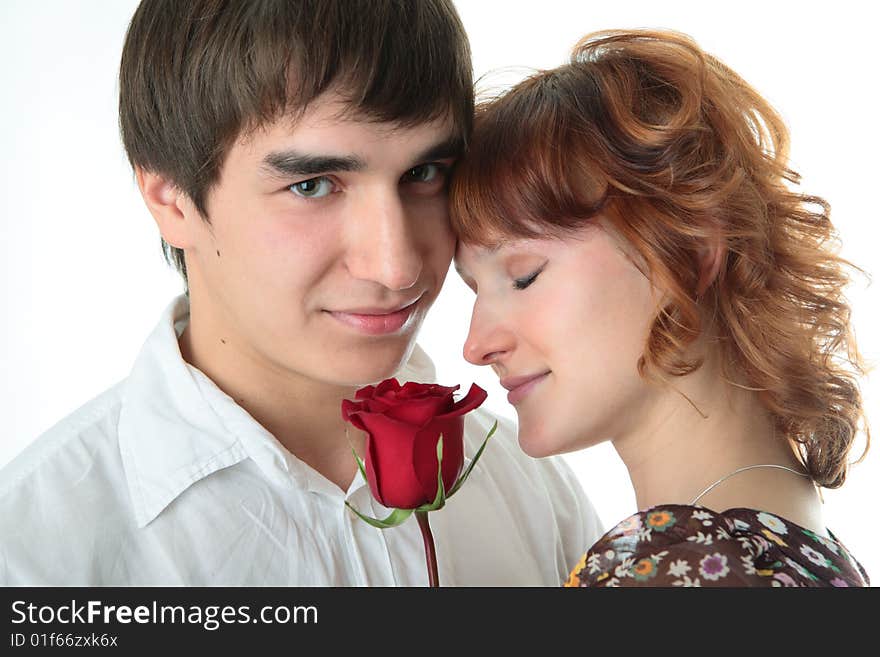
[326,296,422,336]
[500,371,551,405]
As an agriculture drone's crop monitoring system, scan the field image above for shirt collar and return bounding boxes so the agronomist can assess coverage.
[118,296,250,527]
[118,295,438,528]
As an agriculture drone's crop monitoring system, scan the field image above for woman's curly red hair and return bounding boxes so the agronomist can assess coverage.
[450,30,869,488]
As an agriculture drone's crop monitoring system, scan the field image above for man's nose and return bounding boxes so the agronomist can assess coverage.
[345,187,422,291]
[463,300,515,366]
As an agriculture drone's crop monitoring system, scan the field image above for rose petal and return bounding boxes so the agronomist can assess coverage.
[383,392,456,426]
[363,437,385,506]
[359,413,427,509]
[398,382,458,400]
[434,383,488,420]
[354,384,377,401]
[412,416,465,502]
[374,378,402,397]
[341,400,367,432]
[362,397,393,414]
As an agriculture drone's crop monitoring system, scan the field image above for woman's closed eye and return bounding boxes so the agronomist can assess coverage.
[513,265,545,290]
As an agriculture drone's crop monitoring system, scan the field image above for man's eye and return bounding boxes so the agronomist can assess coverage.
[289,177,334,198]
[404,163,445,183]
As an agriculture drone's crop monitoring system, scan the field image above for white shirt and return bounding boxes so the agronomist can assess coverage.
[0,296,602,586]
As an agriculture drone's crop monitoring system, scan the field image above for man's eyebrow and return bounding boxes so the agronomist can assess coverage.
[260,135,463,180]
[260,151,367,178]
[413,136,464,164]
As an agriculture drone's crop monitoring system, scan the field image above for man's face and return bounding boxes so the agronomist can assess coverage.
[180,91,459,388]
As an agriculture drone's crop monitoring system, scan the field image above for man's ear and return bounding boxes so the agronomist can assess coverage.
[696,226,724,296]
[135,167,194,250]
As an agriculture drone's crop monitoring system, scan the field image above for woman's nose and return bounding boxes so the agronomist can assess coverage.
[463,302,515,366]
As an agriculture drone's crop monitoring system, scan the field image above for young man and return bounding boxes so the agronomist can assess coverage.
[0,0,602,585]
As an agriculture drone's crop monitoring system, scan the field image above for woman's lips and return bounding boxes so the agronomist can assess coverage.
[502,372,550,405]
[327,300,420,336]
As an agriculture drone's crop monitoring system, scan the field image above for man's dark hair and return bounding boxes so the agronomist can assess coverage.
[119,0,474,285]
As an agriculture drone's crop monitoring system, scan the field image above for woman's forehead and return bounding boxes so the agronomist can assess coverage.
[455,235,564,271]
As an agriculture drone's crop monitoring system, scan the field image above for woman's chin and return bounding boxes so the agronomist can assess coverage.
[516,426,559,458]
[517,417,598,458]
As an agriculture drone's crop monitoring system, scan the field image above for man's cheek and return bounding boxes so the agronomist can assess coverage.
[429,225,456,266]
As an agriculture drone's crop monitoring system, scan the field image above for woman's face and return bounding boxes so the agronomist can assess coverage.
[455,222,662,457]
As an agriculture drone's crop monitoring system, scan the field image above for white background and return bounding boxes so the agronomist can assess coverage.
[2,1,877,581]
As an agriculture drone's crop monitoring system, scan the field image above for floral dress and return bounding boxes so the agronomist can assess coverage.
[565,505,869,587]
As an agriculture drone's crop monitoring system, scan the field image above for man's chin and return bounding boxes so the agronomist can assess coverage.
[330,338,417,387]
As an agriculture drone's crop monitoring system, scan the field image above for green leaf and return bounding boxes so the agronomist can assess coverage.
[416,434,447,512]
[447,420,497,498]
[350,446,368,485]
[344,501,413,529]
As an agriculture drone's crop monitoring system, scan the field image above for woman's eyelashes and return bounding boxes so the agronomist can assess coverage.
[513,263,546,290]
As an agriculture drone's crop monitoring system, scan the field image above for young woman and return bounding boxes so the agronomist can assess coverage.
[450,30,870,587]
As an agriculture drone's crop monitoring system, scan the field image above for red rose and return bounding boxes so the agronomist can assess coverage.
[341,378,488,509]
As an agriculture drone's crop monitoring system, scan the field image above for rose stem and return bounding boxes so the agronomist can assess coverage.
[416,511,439,587]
